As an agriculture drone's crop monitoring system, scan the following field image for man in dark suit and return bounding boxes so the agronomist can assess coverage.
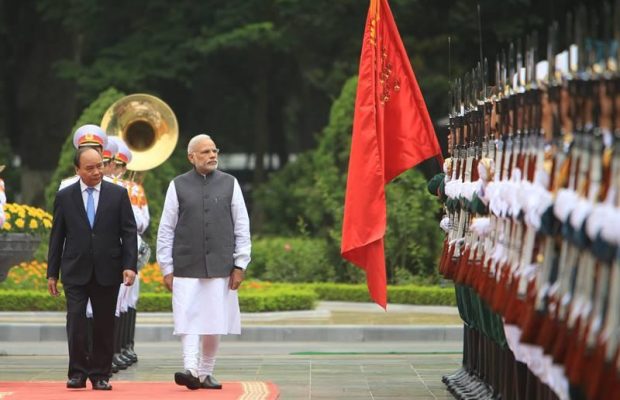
[47,146,138,391]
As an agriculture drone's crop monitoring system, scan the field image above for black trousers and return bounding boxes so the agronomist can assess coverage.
[64,276,120,381]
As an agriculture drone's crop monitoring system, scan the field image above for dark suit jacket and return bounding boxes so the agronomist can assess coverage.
[47,179,138,286]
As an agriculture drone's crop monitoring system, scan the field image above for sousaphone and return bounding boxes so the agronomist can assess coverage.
[101,93,178,171]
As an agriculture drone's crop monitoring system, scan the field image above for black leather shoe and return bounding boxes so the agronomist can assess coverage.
[201,375,222,389]
[174,370,200,390]
[123,349,138,363]
[118,353,133,365]
[112,354,129,370]
[92,379,112,390]
[66,377,86,389]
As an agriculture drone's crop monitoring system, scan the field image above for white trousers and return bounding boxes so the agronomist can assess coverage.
[181,334,220,382]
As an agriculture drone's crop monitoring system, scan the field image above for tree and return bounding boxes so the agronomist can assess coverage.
[1,0,600,207]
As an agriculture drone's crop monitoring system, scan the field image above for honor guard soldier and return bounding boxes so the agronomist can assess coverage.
[102,138,119,178]
[0,164,6,227]
[108,140,149,371]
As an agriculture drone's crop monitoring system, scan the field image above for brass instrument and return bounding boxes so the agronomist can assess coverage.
[100,93,178,171]
[101,94,177,268]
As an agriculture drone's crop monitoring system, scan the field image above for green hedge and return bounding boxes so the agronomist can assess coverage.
[249,237,336,282]
[0,290,66,311]
[0,288,317,313]
[0,283,454,311]
[138,289,317,312]
[304,283,456,306]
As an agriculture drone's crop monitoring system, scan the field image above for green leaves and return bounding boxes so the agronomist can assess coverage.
[191,22,281,56]
[254,75,443,283]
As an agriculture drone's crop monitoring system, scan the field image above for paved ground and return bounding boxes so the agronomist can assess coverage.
[1,342,461,399]
[0,302,462,399]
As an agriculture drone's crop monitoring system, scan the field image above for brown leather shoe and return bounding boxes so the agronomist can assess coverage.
[201,375,222,389]
[174,370,200,390]
[91,379,112,390]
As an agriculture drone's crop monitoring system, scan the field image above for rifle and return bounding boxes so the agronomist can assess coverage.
[439,80,458,277]
[455,69,479,284]
[490,42,520,315]
[505,36,543,326]
[520,20,564,341]
[466,60,494,289]
[479,55,505,303]
[565,19,614,381]
[533,12,578,352]
[440,78,464,278]
[549,5,594,364]
[449,72,478,282]
[590,139,620,400]
[587,10,620,395]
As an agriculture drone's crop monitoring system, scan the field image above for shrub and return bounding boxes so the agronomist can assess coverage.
[237,289,317,312]
[138,289,317,312]
[253,76,443,283]
[0,288,317,313]
[250,236,336,282]
[0,290,66,311]
[308,283,456,306]
[1,261,454,307]
[389,285,456,306]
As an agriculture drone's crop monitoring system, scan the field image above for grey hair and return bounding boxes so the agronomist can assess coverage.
[187,134,212,154]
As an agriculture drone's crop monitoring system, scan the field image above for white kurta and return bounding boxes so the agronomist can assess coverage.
[157,175,251,335]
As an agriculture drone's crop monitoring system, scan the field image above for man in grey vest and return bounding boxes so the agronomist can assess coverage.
[156,134,251,390]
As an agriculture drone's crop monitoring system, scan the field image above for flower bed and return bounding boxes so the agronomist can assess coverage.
[0,260,455,311]
[2,203,52,234]
[0,203,52,281]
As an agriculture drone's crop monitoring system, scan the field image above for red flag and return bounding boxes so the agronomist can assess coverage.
[341,0,442,309]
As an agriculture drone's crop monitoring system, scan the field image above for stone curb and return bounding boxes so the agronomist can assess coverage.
[0,323,463,342]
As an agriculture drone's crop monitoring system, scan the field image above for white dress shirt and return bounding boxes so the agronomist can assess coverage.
[79,180,101,213]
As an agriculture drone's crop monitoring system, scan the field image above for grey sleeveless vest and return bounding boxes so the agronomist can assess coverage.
[172,169,235,278]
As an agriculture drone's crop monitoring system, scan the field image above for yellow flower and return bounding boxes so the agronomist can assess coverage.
[1,203,53,235]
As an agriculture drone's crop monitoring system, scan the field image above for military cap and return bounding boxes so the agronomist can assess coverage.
[114,139,132,165]
[103,137,121,163]
[427,173,446,201]
[72,124,107,149]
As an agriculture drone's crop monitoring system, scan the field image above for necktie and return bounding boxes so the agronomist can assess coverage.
[86,187,95,228]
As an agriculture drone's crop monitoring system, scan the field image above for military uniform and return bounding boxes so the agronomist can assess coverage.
[108,140,149,370]
[0,165,6,227]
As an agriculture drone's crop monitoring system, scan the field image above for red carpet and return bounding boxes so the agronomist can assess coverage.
[0,381,279,400]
